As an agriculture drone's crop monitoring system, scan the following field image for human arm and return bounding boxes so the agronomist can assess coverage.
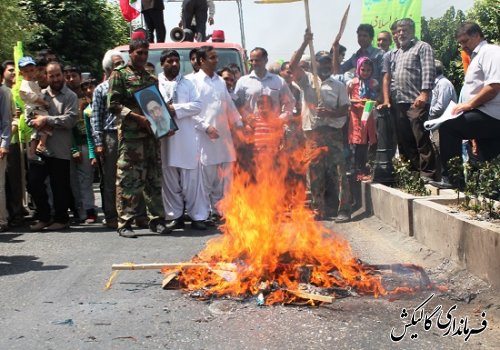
[83,106,96,161]
[170,79,202,119]
[0,88,12,151]
[289,29,313,83]
[413,43,435,108]
[453,84,500,115]
[208,0,215,25]
[91,83,106,155]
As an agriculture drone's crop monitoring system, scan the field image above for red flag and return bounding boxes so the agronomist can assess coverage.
[120,0,140,22]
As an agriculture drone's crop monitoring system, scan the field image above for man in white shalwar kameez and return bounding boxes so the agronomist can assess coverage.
[158,49,210,230]
[190,46,243,222]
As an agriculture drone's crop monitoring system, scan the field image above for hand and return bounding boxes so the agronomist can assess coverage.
[95,146,104,156]
[178,20,183,28]
[16,107,21,118]
[412,91,429,109]
[452,102,473,116]
[137,115,152,133]
[166,130,176,137]
[90,158,97,167]
[72,151,82,163]
[0,147,9,159]
[166,102,176,116]
[316,106,332,118]
[304,29,313,44]
[30,115,48,130]
[377,101,391,110]
[208,17,214,25]
[206,126,219,139]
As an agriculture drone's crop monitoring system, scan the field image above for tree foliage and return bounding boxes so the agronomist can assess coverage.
[0,0,29,63]
[467,0,500,45]
[18,0,129,76]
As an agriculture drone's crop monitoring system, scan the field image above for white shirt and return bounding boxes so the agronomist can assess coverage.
[158,72,202,169]
[462,40,500,120]
[190,70,242,166]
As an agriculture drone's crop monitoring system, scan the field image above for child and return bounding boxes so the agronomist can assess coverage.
[347,56,379,180]
[18,56,52,161]
[248,94,284,156]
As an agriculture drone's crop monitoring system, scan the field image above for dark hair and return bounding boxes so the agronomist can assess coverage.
[129,39,149,53]
[390,20,399,32]
[189,48,199,60]
[139,89,162,113]
[196,45,215,65]
[329,45,346,56]
[47,61,64,74]
[357,24,375,39]
[378,30,391,37]
[63,64,81,75]
[397,18,416,32]
[37,48,57,62]
[1,60,14,77]
[160,49,180,64]
[228,62,241,73]
[217,66,232,76]
[280,61,290,71]
[36,58,48,67]
[456,22,484,39]
[251,47,268,59]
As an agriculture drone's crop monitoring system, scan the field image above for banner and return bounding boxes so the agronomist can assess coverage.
[361,0,422,45]
[119,0,140,22]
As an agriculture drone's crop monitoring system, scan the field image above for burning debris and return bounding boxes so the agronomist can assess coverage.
[110,132,439,305]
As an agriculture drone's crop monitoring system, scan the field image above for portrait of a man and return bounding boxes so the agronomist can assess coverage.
[136,86,176,138]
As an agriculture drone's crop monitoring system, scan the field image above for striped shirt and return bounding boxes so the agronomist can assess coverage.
[91,80,116,147]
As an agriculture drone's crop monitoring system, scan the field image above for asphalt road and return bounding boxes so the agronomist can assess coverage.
[1,209,499,350]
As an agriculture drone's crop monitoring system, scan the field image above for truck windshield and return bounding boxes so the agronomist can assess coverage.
[120,48,244,76]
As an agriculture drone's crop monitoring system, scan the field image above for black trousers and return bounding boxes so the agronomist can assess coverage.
[5,143,25,220]
[439,109,500,176]
[182,0,208,41]
[396,103,436,178]
[143,8,166,42]
[27,157,71,223]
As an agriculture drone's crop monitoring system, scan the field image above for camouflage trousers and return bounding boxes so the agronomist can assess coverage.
[116,137,164,229]
[305,126,351,217]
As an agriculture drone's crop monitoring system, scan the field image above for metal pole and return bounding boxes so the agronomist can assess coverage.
[237,0,246,48]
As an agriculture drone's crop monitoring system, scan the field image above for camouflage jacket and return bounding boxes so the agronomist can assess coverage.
[108,62,157,139]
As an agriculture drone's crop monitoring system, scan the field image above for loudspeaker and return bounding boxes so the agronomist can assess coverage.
[170,27,194,42]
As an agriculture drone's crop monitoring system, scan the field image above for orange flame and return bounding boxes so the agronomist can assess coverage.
[170,120,386,304]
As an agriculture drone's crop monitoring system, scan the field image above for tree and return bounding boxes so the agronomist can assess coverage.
[19,0,130,76]
[421,7,466,91]
[0,0,29,63]
[467,0,500,44]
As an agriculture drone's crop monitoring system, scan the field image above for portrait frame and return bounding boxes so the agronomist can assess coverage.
[133,84,178,139]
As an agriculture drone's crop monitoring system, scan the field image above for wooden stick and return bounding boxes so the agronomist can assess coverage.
[112,262,210,271]
[286,289,334,303]
[161,272,179,289]
[304,0,321,100]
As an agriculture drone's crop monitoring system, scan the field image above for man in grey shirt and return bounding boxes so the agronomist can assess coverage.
[28,61,78,231]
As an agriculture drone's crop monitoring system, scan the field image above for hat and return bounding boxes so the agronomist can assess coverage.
[81,77,97,87]
[315,50,332,62]
[212,30,225,42]
[19,56,36,68]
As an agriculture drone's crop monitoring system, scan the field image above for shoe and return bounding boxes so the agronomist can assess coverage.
[0,225,8,233]
[9,217,25,227]
[46,222,70,231]
[334,211,351,223]
[30,220,50,231]
[429,176,455,189]
[206,213,223,227]
[149,220,172,235]
[166,217,185,230]
[420,176,434,184]
[191,220,207,230]
[118,226,137,238]
[104,218,118,229]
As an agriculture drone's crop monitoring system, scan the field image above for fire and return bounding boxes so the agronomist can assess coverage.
[164,126,386,304]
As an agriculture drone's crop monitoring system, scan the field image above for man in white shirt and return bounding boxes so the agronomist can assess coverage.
[190,46,243,224]
[157,49,209,230]
[432,22,500,189]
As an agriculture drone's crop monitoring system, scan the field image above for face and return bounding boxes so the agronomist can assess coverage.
[146,100,162,120]
[279,63,293,84]
[129,46,149,69]
[397,24,414,47]
[257,96,272,116]
[82,83,96,100]
[111,55,124,69]
[46,64,65,92]
[2,64,15,85]
[359,63,373,80]
[20,65,38,81]
[201,49,218,74]
[37,66,48,88]
[391,29,400,48]
[317,59,332,81]
[221,71,235,91]
[64,71,81,90]
[190,53,199,72]
[249,50,268,74]
[457,33,482,56]
[162,56,180,78]
[377,33,392,51]
[357,30,372,49]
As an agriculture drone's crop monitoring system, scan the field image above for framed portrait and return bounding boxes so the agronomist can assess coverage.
[133,84,178,139]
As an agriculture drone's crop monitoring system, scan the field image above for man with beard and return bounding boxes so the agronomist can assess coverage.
[390,18,436,182]
[157,49,209,230]
[108,38,170,238]
[290,30,351,223]
[28,61,78,231]
[191,46,243,225]
[431,22,500,189]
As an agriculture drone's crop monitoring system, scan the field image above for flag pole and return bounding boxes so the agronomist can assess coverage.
[303,0,321,100]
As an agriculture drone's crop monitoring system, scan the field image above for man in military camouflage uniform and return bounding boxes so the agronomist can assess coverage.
[108,38,171,238]
[290,30,351,222]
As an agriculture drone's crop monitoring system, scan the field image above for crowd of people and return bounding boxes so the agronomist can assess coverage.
[0,19,498,237]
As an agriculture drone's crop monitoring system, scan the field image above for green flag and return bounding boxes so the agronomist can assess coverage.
[361,0,422,46]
